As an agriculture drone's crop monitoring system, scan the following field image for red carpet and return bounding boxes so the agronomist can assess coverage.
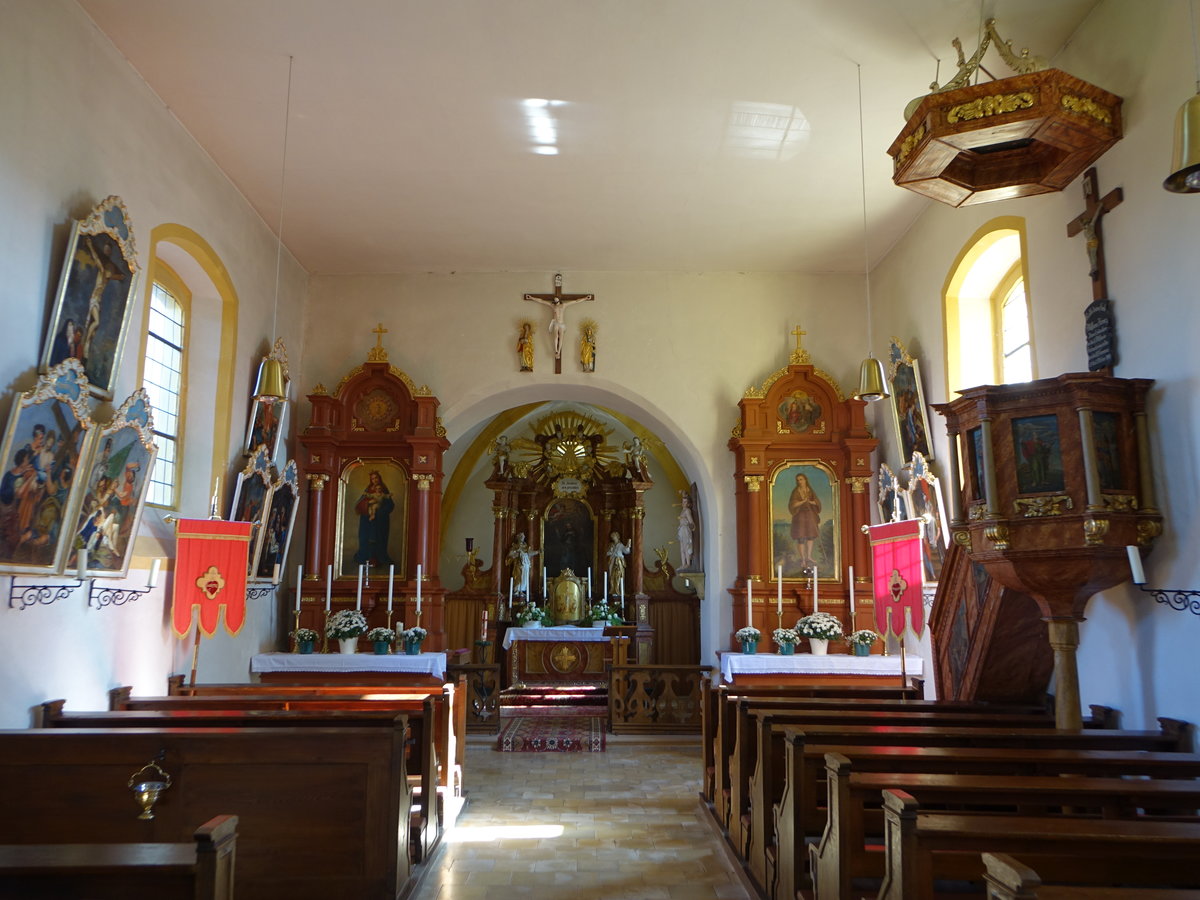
[495,715,606,752]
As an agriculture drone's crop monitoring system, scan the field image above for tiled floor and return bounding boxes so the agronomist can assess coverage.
[410,736,753,899]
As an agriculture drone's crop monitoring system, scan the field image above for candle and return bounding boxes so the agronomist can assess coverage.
[481,609,488,640]
[416,564,422,614]
[465,537,474,552]
[272,562,281,584]
[508,577,514,606]
[77,548,88,580]
[147,558,161,589]
[848,565,855,616]
[295,564,303,612]
[813,566,819,613]
[356,565,363,610]
[587,568,592,600]
[210,478,220,517]
[387,564,394,614]
[745,579,752,626]
[1126,545,1146,585]
[542,567,547,598]
[776,565,783,616]
[603,571,609,602]
[325,564,332,612]
[620,577,625,600]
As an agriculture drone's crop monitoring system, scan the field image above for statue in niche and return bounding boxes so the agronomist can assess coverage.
[506,531,539,596]
[677,490,696,570]
[606,531,631,596]
[623,436,648,479]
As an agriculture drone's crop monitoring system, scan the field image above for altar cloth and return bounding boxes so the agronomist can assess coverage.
[501,625,614,650]
[251,651,447,680]
[719,652,922,684]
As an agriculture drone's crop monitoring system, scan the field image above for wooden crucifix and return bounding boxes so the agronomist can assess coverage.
[1066,168,1123,373]
[524,273,594,374]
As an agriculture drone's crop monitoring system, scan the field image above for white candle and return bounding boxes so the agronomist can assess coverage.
[416,564,422,614]
[776,565,783,616]
[77,548,88,579]
[295,564,303,612]
[813,566,819,613]
[272,563,280,584]
[325,564,332,612]
[746,579,752,626]
[620,577,625,600]
[508,577,514,606]
[356,564,363,610]
[147,558,161,589]
[603,571,609,602]
[848,565,855,616]
[387,564,394,614]
[542,567,547,597]
[481,609,488,640]
[587,568,592,600]
[1126,545,1146,585]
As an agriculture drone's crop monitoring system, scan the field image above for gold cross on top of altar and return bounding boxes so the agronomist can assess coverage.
[790,325,811,365]
[367,322,389,362]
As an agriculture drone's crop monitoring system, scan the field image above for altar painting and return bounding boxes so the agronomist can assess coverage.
[542,497,594,581]
[769,461,838,578]
[336,458,407,578]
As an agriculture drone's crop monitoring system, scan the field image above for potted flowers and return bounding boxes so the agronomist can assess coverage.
[846,628,880,657]
[735,625,761,654]
[291,628,319,654]
[515,604,545,628]
[587,601,620,627]
[326,609,368,654]
[773,627,799,656]
[366,627,397,655]
[795,611,843,656]
[402,625,428,655]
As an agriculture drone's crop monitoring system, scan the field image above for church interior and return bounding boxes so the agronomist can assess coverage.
[3,0,1200,897]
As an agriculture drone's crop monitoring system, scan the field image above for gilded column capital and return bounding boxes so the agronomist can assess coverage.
[412,473,434,491]
[306,473,330,491]
[847,476,870,494]
[744,475,764,493]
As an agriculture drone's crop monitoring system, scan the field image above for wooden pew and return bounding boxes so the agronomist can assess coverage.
[770,722,1194,900]
[0,814,236,900]
[878,788,1200,900]
[815,752,1200,900]
[0,725,409,900]
[983,852,1200,900]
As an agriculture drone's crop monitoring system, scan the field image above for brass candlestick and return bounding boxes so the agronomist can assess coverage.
[290,608,302,652]
[321,609,331,653]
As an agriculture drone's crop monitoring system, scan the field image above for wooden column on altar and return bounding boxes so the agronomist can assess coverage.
[727,332,877,649]
[298,327,450,648]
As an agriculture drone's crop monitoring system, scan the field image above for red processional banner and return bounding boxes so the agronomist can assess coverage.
[171,518,253,637]
[867,519,925,639]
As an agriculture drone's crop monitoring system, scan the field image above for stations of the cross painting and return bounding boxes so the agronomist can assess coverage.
[1066,167,1123,373]
[524,273,594,374]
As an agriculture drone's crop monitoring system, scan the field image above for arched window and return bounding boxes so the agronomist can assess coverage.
[139,264,188,508]
[943,217,1036,395]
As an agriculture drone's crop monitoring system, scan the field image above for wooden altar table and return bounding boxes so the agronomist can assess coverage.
[719,652,923,686]
[501,625,616,687]
[250,651,447,684]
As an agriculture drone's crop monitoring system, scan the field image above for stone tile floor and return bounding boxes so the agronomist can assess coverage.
[410,736,753,899]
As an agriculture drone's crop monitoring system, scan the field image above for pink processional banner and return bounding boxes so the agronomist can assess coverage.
[867,519,925,639]
[172,518,253,637]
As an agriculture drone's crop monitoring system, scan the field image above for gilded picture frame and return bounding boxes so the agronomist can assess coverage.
[888,337,934,463]
[250,459,299,583]
[0,360,97,576]
[876,462,908,525]
[39,196,140,401]
[65,388,158,580]
[335,457,408,579]
[244,397,288,464]
[903,451,950,582]
[768,460,839,580]
[230,446,275,573]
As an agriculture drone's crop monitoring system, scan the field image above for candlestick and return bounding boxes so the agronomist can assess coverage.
[387,564,394,614]
[295,564,303,612]
[1126,545,1146,584]
[776,565,783,616]
[416,564,422,614]
[848,565,855,616]
[325,564,332,612]
[147,558,161,589]
[321,610,331,653]
[746,579,752,627]
[356,565,363,610]
[291,608,302,652]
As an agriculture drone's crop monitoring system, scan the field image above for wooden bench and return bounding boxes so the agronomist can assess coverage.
[0,814,236,900]
[814,752,1200,900]
[878,788,1200,900]
[0,725,409,900]
[983,852,1200,900]
[769,722,1194,900]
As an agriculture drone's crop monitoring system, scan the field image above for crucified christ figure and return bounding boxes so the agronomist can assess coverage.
[523,273,594,367]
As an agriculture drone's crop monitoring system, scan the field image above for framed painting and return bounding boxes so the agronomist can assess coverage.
[768,460,839,579]
[875,462,907,525]
[541,496,595,581]
[904,451,949,582]
[251,459,299,583]
[0,360,97,575]
[230,446,274,572]
[888,337,934,463]
[64,387,158,579]
[39,196,140,401]
[335,457,408,578]
[1011,413,1065,494]
[244,397,288,463]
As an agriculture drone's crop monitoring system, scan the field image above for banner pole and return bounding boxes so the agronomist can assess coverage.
[189,609,203,687]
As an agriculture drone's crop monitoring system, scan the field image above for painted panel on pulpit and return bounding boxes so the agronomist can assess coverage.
[1011,414,1065,494]
[336,458,407,578]
[542,497,594,582]
[769,461,838,579]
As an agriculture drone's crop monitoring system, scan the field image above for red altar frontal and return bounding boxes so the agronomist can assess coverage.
[501,625,631,687]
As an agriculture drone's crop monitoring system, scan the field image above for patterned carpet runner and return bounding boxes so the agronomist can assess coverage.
[496,714,606,752]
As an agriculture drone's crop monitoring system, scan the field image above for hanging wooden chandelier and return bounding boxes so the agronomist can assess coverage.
[888,19,1122,207]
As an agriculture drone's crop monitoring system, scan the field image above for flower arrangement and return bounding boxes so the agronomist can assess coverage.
[588,601,621,625]
[846,629,880,646]
[795,612,844,641]
[292,628,319,644]
[514,604,544,626]
[403,626,428,643]
[735,626,761,643]
[772,627,798,647]
[366,627,397,644]
[325,608,368,639]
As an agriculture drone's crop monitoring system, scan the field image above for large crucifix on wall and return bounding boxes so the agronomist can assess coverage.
[524,273,594,374]
[1066,167,1123,373]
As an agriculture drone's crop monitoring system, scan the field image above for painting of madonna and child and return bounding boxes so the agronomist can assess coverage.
[338,460,407,578]
[770,462,840,579]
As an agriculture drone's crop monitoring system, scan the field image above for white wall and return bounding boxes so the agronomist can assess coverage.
[0,1,307,726]
[868,0,1200,730]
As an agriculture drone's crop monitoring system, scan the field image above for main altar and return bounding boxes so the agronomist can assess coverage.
[502,625,631,688]
[719,651,922,686]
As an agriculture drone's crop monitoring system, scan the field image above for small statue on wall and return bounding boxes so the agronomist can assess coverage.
[677,490,696,570]
[606,531,631,595]
[580,320,597,372]
[517,322,534,372]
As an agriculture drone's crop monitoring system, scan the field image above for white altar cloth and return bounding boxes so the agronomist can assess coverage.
[719,652,922,684]
[251,651,447,680]
[502,625,613,651]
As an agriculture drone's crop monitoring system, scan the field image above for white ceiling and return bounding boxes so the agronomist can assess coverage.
[78,0,1098,275]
